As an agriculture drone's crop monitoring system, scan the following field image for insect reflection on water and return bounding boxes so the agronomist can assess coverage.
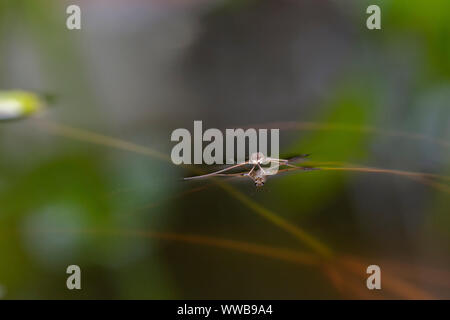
[184,152,318,187]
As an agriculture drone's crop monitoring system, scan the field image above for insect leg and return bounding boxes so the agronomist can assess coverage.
[184,161,249,180]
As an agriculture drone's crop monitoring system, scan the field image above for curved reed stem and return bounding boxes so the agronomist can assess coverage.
[245,121,450,149]
[32,227,319,266]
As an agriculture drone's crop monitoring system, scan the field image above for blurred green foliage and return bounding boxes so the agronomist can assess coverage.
[0,0,449,299]
[273,83,373,217]
[385,0,450,78]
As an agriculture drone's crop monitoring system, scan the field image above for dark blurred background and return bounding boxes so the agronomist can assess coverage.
[0,0,449,299]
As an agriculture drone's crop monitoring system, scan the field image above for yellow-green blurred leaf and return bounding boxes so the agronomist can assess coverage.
[0,90,45,121]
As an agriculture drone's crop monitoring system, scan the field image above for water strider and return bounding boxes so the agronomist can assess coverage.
[184,152,318,187]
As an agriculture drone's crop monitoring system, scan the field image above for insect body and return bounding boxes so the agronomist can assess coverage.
[184,152,317,187]
[248,166,267,187]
